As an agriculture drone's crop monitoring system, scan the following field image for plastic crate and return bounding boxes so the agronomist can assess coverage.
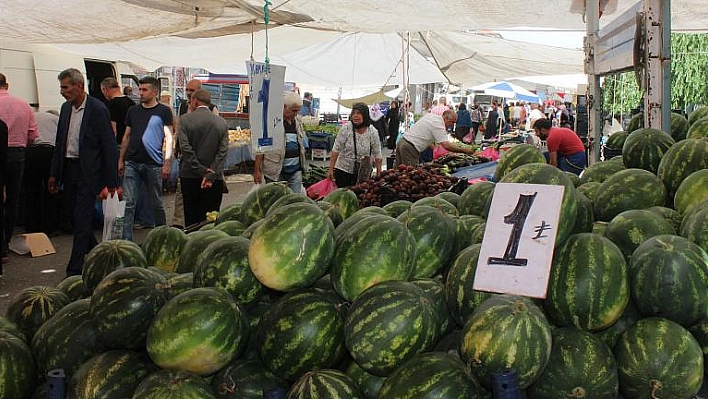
[311,148,330,161]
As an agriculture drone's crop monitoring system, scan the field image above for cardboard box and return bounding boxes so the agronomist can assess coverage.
[9,233,56,257]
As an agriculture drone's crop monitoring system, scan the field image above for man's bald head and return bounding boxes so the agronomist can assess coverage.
[186,79,202,100]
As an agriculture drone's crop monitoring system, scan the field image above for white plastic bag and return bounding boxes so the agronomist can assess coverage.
[102,193,126,241]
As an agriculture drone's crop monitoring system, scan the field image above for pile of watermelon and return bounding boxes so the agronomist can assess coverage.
[4,109,708,398]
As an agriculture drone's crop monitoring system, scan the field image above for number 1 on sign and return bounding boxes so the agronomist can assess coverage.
[488,192,537,267]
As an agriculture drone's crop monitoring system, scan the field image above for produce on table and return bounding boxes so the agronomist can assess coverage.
[432,153,489,173]
[228,128,251,143]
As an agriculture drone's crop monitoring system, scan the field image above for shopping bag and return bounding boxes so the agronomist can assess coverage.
[306,178,337,200]
[432,144,450,160]
[462,131,476,144]
[354,155,374,184]
[478,147,500,161]
[102,192,126,241]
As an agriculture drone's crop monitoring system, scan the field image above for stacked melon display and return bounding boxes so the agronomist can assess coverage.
[4,118,708,399]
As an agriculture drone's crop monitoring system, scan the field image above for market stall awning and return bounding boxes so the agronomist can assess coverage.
[471,81,540,103]
[332,88,402,109]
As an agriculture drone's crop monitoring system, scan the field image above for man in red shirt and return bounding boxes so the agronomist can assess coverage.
[533,118,586,175]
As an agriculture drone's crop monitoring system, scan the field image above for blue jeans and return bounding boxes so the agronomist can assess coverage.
[544,151,587,175]
[267,170,303,193]
[122,160,166,241]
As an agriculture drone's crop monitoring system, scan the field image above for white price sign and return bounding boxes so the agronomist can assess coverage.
[247,61,286,154]
[473,183,565,298]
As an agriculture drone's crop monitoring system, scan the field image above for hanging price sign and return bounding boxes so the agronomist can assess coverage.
[474,183,565,298]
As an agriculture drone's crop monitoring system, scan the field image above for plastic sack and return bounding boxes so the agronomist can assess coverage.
[478,147,500,162]
[462,131,476,144]
[306,179,337,200]
[432,144,451,160]
[102,192,126,241]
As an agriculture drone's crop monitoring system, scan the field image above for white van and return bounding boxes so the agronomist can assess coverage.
[0,40,138,111]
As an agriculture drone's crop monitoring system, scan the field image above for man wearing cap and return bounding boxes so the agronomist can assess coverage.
[395,110,476,166]
[533,118,586,175]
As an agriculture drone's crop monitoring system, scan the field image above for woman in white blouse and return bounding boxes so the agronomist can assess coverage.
[327,102,383,187]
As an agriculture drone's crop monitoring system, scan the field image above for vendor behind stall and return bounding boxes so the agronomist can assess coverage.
[533,118,586,175]
[395,110,476,166]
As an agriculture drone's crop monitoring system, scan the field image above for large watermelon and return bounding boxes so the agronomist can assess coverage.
[544,233,629,331]
[458,181,495,217]
[412,197,459,218]
[345,281,438,376]
[345,361,386,399]
[647,205,683,232]
[142,226,188,272]
[411,278,454,338]
[605,131,627,149]
[211,358,289,399]
[681,205,708,254]
[576,181,601,202]
[174,230,229,273]
[287,369,364,399]
[256,291,346,381]
[674,169,708,215]
[133,369,215,399]
[82,239,147,294]
[166,273,194,298]
[578,160,625,185]
[603,209,675,258]
[240,182,292,226]
[493,144,548,181]
[146,287,248,376]
[56,275,87,302]
[689,107,708,126]
[435,191,461,208]
[593,300,642,350]
[266,193,315,216]
[614,317,703,398]
[378,352,481,399]
[331,214,416,302]
[630,235,708,327]
[571,192,594,233]
[670,112,690,141]
[397,205,457,278]
[212,220,246,236]
[454,215,486,253]
[626,113,643,133]
[333,206,387,241]
[593,168,666,222]
[31,299,107,379]
[381,199,413,218]
[317,201,345,227]
[6,285,70,341]
[444,244,492,326]
[621,127,674,173]
[498,163,578,246]
[687,116,708,139]
[193,236,265,306]
[214,202,242,225]
[323,188,360,219]
[249,202,334,292]
[0,316,24,341]
[460,295,552,389]
[527,328,618,398]
[68,350,156,399]
[89,267,170,349]
[0,331,36,399]
[656,138,708,196]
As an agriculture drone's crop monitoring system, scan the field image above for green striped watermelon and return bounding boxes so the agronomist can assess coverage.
[166,273,193,298]
[493,143,546,181]
[411,278,454,338]
[528,327,618,398]
[436,192,461,208]
[444,244,492,327]
[215,202,242,225]
[576,181,601,202]
[647,205,682,232]
[544,233,629,331]
[324,188,360,219]
[670,112,690,141]
[241,218,264,239]
[241,182,292,226]
[82,239,147,293]
[605,131,627,149]
[412,197,459,218]
[398,206,457,278]
[175,230,229,273]
[593,168,666,222]
[615,317,703,398]
[133,369,215,399]
[687,117,708,139]
[381,199,412,218]
[31,383,48,399]
[249,202,334,292]
[434,329,464,354]
[333,206,387,241]
[193,236,265,306]
[681,205,708,254]
[89,267,170,349]
[592,221,608,235]
[578,160,625,185]
[674,169,708,215]
[564,171,581,187]
[689,107,708,126]
[142,226,188,272]
[6,285,70,341]
[498,163,578,246]
[621,127,675,173]
[378,352,481,399]
[656,138,708,197]
[211,358,289,399]
[630,235,708,327]
[454,215,486,253]
[56,275,87,302]
[256,291,346,381]
[0,331,36,399]
[593,300,642,350]
[458,181,495,217]
[317,201,345,227]
[345,361,386,399]
[345,281,438,376]
[212,220,246,236]
[603,209,675,258]
[266,193,315,216]
[331,214,416,302]
[689,317,708,378]
[0,316,24,341]
[287,369,364,399]
[68,350,156,399]
[459,295,552,390]
[31,299,107,379]
[571,192,594,233]
[627,113,643,133]
[199,222,215,231]
[146,287,248,376]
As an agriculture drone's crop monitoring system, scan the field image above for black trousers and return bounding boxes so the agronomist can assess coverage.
[24,145,60,233]
[180,177,224,228]
[63,160,99,276]
[3,147,25,254]
[334,168,357,188]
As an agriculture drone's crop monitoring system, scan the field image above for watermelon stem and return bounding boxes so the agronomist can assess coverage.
[568,387,587,397]
[217,376,237,395]
[513,300,528,314]
[650,379,662,398]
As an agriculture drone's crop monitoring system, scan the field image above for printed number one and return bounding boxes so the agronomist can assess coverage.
[257,77,273,146]
[488,192,538,267]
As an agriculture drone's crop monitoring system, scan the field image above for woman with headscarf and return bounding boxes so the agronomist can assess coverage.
[327,103,383,187]
[385,100,401,150]
[455,103,472,141]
